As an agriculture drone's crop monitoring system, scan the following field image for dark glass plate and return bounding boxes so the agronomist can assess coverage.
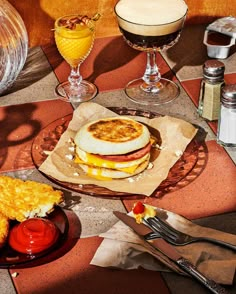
[0,206,69,268]
[31,107,204,198]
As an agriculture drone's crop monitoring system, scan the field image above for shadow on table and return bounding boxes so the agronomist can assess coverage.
[162,211,236,294]
[1,46,53,96]
[162,24,236,78]
[160,24,207,80]
[85,36,140,83]
[0,104,41,170]
[1,35,141,96]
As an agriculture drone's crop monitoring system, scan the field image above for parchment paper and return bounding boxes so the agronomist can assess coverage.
[39,102,197,196]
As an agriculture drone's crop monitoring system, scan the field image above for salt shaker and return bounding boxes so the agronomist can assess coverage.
[217,84,236,147]
[198,60,225,121]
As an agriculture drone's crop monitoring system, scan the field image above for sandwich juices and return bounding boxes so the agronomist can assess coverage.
[115,0,187,51]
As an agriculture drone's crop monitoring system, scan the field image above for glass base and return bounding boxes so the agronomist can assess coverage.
[125,78,180,105]
[55,80,98,103]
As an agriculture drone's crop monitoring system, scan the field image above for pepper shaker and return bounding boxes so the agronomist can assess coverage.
[198,60,225,121]
[217,84,236,147]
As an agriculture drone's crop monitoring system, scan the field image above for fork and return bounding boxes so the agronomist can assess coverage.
[144,216,236,251]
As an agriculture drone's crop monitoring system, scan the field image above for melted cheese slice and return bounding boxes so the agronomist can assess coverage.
[75,146,150,171]
[78,158,149,180]
[86,167,112,181]
[74,154,140,174]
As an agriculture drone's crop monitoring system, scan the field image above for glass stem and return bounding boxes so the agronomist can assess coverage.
[68,65,82,89]
[142,51,162,93]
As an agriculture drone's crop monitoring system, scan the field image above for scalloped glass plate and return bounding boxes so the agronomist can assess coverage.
[0,206,69,268]
[31,107,204,198]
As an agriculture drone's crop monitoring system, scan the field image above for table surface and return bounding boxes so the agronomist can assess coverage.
[0,24,236,294]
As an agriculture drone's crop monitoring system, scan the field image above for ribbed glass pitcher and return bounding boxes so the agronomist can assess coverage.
[0,0,28,95]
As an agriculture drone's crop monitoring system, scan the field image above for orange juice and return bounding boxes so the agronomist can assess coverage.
[55,16,95,68]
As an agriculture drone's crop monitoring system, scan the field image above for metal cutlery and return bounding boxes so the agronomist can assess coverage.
[144,216,236,251]
[114,211,229,294]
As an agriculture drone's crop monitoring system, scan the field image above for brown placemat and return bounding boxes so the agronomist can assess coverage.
[162,211,236,294]
[10,235,170,294]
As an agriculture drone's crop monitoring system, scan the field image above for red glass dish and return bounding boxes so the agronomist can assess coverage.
[31,107,206,198]
[0,206,69,268]
[9,218,60,254]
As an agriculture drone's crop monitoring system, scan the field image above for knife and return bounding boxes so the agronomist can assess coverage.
[113,211,229,294]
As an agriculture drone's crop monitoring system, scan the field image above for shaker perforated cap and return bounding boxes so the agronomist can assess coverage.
[221,84,236,108]
[203,60,225,81]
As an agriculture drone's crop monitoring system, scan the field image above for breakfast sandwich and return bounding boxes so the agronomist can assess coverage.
[0,176,63,222]
[0,212,9,248]
[74,116,153,179]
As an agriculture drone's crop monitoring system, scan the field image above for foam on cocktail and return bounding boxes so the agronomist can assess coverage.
[115,0,188,36]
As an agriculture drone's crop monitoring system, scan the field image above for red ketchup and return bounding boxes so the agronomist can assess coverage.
[9,218,60,254]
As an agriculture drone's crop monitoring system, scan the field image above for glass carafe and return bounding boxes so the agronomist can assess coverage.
[0,0,28,95]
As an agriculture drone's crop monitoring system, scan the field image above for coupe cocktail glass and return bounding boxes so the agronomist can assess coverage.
[54,14,99,103]
[115,0,188,105]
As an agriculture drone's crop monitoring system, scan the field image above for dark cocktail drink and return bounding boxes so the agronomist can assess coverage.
[115,0,187,50]
[115,0,188,105]
[118,29,181,51]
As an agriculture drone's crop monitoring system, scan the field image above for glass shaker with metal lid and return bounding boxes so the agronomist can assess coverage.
[217,84,236,147]
[198,60,225,121]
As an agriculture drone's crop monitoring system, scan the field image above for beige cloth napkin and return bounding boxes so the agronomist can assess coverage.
[91,207,236,285]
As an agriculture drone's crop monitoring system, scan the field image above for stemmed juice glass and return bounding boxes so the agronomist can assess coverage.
[115,0,188,105]
[54,14,99,103]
